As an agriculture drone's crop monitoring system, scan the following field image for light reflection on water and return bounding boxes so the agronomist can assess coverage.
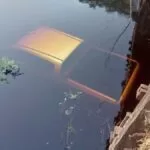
[0,0,132,149]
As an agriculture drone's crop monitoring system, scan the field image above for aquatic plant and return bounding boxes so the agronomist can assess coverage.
[0,57,21,83]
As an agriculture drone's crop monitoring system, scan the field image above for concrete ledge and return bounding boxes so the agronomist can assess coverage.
[108,84,150,150]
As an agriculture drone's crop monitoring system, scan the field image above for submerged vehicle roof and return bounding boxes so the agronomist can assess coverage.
[16,27,83,67]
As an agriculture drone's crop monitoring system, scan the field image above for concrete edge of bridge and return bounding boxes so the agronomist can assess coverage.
[108,84,150,150]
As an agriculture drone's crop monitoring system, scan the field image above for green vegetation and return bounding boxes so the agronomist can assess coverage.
[0,57,21,83]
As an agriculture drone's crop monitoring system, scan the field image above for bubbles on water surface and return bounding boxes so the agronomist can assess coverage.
[58,89,113,149]
[65,106,75,116]
[58,90,83,149]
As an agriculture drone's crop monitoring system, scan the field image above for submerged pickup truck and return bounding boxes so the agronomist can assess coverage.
[16,27,139,104]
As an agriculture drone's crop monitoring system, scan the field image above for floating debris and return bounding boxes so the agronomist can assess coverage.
[69,94,78,100]
[0,57,19,74]
[59,90,82,115]
[0,57,22,83]
[65,106,75,116]
[64,91,82,100]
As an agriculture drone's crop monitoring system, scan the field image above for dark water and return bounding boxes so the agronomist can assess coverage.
[69,48,130,100]
[0,0,133,150]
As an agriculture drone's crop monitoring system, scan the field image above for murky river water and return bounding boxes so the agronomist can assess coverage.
[0,0,133,150]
